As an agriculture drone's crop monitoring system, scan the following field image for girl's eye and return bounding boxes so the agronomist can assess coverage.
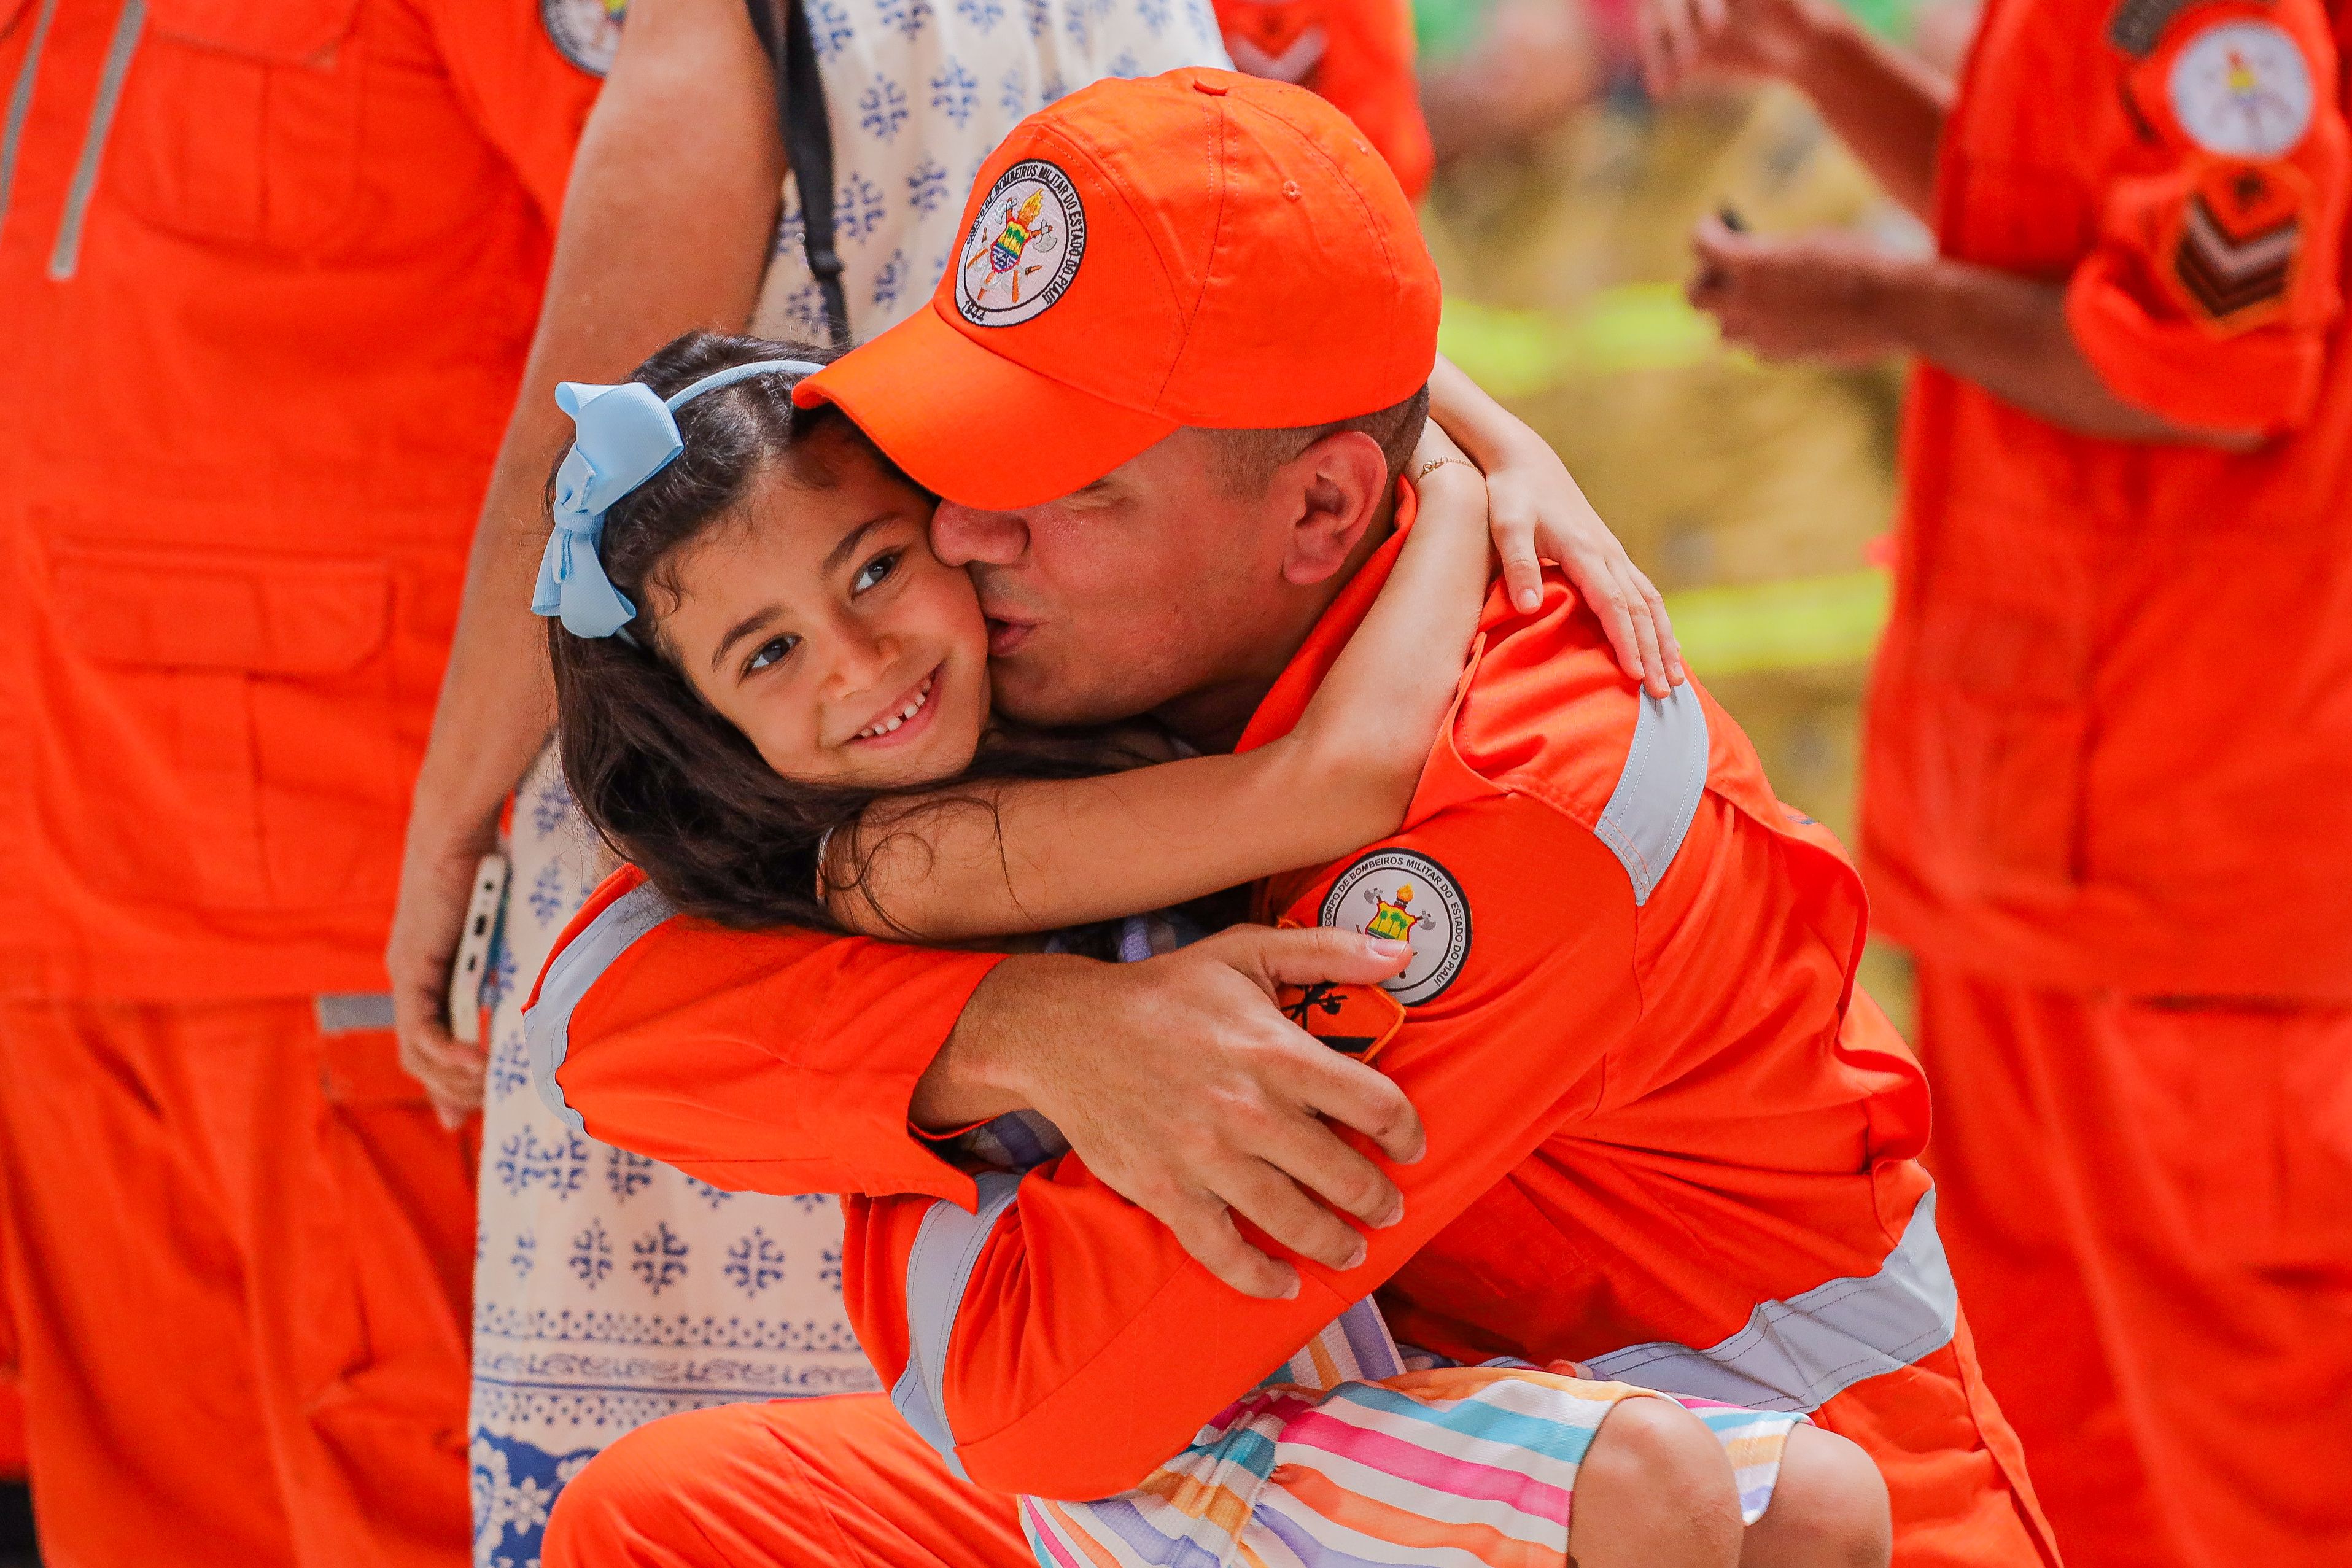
[852,549,902,595]
[744,634,799,675]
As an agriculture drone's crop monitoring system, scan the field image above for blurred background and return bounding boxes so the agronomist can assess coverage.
[1415,0,1982,1032]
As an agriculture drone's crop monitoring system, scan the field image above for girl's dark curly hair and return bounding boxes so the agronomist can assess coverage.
[546,331,1131,935]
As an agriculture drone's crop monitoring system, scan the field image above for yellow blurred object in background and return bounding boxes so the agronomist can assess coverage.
[1421,78,1919,1027]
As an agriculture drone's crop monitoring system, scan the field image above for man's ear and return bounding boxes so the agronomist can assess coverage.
[1276,430,1391,587]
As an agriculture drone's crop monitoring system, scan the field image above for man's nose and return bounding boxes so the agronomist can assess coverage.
[930,502,1030,568]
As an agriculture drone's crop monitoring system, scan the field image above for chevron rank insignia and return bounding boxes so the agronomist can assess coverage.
[1226,24,1329,84]
[1276,979,1405,1061]
[1273,922,1407,1062]
[2170,161,2305,328]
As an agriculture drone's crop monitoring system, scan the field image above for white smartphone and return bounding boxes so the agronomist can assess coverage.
[446,853,511,1046]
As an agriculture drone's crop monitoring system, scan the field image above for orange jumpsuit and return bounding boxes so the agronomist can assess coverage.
[1861,1,2352,1563]
[528,540,2058,1568]
[0,1,597,1562]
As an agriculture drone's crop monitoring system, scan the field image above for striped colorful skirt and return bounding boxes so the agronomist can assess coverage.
[1019,1303,1804,1568]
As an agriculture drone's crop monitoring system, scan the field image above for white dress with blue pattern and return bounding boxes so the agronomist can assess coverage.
[750,0,1229,342]
[470,6,1230,1564]
[469,756,880,1568]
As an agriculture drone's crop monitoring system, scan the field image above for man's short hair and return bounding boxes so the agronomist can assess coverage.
[1209,382,1433,497]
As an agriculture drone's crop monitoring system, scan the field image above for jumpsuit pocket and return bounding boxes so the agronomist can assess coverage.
[107,0,365,252]
[297,1025,473,1506]
[1905,516,2096,896]
[46,543,402,912]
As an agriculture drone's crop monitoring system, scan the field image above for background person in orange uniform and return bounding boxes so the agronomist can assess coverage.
[1647,0,2352,1562]
[527,71,2054,1568]
[0,1,600,1563]
[1217,0,1434,196]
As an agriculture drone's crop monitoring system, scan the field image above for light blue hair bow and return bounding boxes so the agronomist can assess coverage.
[533,358,825,639]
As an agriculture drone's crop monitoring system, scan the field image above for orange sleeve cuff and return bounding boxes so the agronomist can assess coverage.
[418,0,602,227]
[2066,253,2327,433]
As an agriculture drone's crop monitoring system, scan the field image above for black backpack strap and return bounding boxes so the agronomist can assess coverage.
[745,0,852,348]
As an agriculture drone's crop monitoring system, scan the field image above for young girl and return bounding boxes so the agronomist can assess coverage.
[538,332,1892,1568]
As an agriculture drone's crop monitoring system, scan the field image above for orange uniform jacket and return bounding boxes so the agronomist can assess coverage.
[1213,0,1433,198]
[0,0,600,1000]
[1863,0,2352,998]
[534,537,2057,1567]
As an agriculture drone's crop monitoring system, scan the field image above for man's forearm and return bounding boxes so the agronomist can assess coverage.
[1882,257,2262,446]
[906,956,1074,1130]
[1788,13,1950,223]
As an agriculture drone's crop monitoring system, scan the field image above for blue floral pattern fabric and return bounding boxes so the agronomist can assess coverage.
[749,0,1229,341]
[470,750,880,1568]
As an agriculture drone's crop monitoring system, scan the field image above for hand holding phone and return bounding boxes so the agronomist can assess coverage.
[447,855,510,1046]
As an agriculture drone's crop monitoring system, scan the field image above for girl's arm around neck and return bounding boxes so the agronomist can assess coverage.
[826,427,1496,941]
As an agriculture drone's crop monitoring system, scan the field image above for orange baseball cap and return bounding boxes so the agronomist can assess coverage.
[793,68,1440,509]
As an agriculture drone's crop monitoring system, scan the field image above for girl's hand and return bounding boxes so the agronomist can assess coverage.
[1427,355,1684,698]
[1483,435,1685,698]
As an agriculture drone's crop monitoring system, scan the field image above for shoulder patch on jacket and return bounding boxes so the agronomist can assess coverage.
[2165,17,2315,158]
[543,0,625,76]
[1320,849,1472,1007]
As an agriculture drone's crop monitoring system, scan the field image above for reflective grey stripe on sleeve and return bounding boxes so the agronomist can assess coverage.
[45,0,141,281]
[314,992,395,1034]
[890,1171,1023,1480]
[524,880,678,1138]
[1582,1189,1957,1413]
[1593,681,1710,906]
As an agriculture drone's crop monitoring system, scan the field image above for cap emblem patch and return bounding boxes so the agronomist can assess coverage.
[955,160,1087,328]
[1321,850,1472,1007]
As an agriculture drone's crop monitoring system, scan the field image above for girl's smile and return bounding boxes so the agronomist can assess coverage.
[847,666,941,745]
[655,435,992,789]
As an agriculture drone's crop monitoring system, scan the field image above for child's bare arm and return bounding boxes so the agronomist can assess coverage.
[1429,355,1684,694]
[826,425,1494,941]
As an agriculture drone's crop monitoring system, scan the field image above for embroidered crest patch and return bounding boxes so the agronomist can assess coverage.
[2167,20,2314,158]
[1320,850,1471,1007]
[543,0,626,76]
[2170,160,2306,325]
[954,161,1087,328]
